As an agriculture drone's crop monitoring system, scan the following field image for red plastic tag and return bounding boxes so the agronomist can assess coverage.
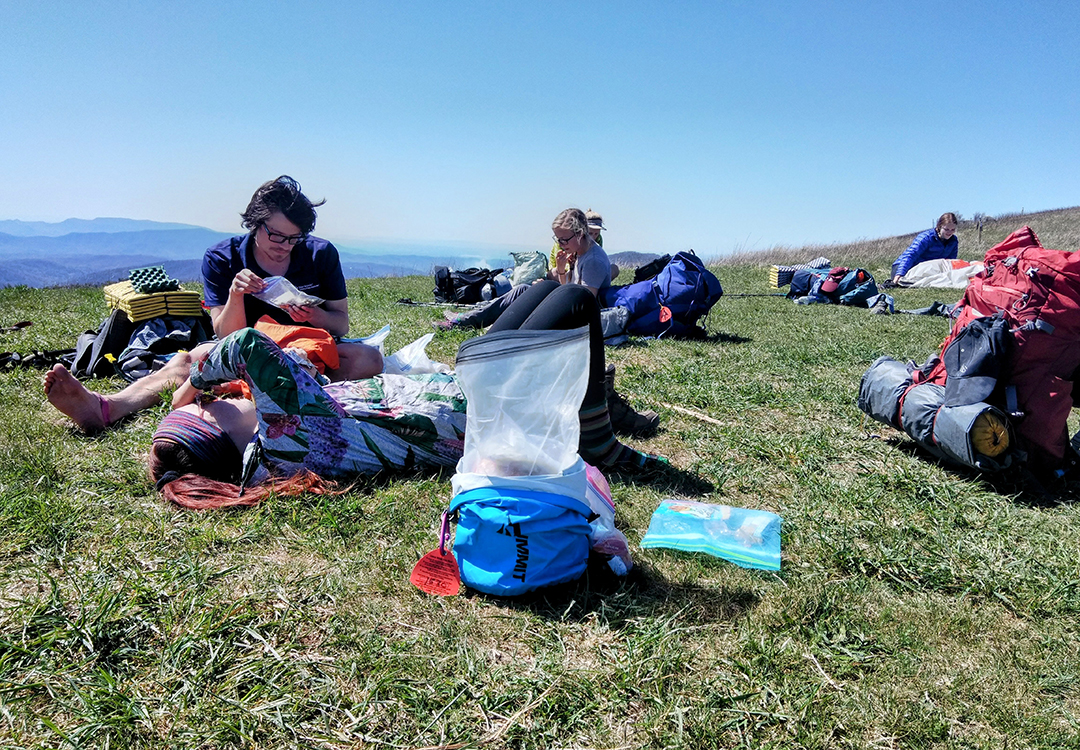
[659,305,672,323]
[410,549,461,596]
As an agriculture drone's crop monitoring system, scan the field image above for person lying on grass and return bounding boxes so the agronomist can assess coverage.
[148,284,667,509]
[44,321,354,434]
[148,326,466,509]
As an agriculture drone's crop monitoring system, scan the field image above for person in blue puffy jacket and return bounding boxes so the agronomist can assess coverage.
[891,212,960,282]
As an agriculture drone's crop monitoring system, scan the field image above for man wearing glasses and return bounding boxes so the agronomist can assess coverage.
[201,176,382,380]
[43,176,381,434]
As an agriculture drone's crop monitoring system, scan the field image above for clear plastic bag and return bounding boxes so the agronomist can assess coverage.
[252,276,324,308]
[584,463,632,574]
[383,333,452,375]
[341,323,391,354]
[454,327,589,477]
[640,499,781,570]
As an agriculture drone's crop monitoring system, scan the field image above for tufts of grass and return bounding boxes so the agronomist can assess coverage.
[2,240,1080,747]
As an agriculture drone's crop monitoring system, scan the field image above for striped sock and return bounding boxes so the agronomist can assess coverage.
[578,401,624,467]
[578,401,661,469]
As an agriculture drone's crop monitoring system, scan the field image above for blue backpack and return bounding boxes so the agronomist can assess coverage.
[600,251,723,337]
[448,487,593,596]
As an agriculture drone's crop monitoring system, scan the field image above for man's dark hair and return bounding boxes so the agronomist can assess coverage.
[240,176,326,235]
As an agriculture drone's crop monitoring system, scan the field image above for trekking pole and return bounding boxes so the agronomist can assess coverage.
[396,297,483,309]
[723,293,788,298]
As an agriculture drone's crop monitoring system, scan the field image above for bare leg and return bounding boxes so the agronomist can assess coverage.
[44,344,213,432]
[328,342,383,382]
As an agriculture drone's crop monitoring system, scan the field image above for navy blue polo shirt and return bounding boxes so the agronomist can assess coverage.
[201,233,348,327]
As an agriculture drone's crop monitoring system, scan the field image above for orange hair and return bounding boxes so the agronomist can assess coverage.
[149,437,333,510]
[157,470,329,510]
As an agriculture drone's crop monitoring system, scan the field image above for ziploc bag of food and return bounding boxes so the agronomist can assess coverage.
[640,499,781,570]
[253,277,324,308]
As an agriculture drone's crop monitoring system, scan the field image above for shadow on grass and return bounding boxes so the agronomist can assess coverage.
[980,470,1080,507]
[465,555,761,625]
[886,438,1079,507]
[608,462,715,495]
[339,465,455,493]
[610,330,752,347]
[702,331,752,345]
[54,411,140,438]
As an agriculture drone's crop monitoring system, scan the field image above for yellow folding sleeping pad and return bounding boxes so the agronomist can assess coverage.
[103,281,204,322]
[768,257,833,289]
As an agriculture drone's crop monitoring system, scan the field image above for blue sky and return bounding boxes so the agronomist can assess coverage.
[2,1,1077,256]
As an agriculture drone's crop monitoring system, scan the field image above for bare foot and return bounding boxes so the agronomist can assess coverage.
[44,364,109,432]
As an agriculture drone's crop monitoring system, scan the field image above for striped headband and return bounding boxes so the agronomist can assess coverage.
[153,410,242,475]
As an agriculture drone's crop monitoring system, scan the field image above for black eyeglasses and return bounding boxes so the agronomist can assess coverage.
[553,234,577,246]
[261,224,306,246]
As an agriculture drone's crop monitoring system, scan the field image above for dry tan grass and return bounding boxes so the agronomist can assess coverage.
[713,206,1080,271]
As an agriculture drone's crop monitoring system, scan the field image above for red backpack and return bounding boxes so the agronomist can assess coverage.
[915,226,1080,474]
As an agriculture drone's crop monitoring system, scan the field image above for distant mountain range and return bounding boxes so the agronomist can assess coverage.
[0,218,558,289]
[0,217,206,237]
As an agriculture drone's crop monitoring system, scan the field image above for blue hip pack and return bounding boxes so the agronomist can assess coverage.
[448,487,594,596]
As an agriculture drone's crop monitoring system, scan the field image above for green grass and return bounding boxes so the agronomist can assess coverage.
[2,212,1080,747]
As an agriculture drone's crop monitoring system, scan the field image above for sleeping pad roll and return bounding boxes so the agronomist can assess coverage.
[858,356,912,429]
[859,357,1014,472]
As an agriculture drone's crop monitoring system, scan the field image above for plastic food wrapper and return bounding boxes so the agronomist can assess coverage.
[584,463,632,574]
[253,276,324,309]
[640,499,781,570]
[383,332,452,375]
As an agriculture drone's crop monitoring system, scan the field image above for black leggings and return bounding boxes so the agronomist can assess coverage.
[486,281,606,409]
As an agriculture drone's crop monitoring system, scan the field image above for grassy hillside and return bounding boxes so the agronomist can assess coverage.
[0,259,1078,747]
[717,205,1080,274]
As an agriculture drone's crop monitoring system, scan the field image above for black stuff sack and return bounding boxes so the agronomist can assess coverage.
[70,309,136,379]
[433,266,505,304]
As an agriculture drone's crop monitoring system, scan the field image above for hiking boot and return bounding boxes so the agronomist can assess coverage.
[869,297,891,315]
[605,364,660,437]
[611,448,670,477]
